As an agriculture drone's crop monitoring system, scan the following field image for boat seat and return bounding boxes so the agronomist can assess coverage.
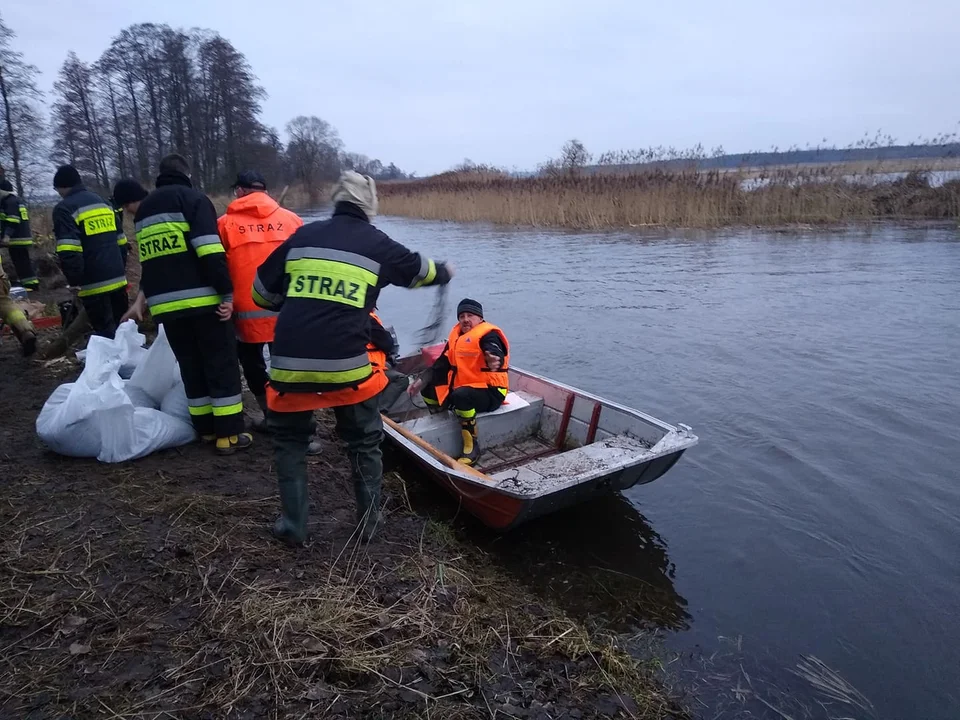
[399,391,543,458]
[482,391,531,416]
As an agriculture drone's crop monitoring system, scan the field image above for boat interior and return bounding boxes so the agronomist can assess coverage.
[384,364,679,496]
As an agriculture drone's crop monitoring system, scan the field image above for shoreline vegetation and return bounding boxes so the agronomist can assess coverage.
[376,153,960,231]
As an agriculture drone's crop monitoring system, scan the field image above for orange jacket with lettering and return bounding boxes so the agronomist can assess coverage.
[434,321,510,406]
[218,193,303,343]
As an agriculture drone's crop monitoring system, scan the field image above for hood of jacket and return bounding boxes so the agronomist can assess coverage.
[155,171,192,189]
[226,191,280,219]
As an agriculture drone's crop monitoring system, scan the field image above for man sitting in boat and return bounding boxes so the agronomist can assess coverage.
[409,298,510,466]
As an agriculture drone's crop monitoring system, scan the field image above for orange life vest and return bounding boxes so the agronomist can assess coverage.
[435,321,510,406]
[267,310,390,413]
[218,193,303,343]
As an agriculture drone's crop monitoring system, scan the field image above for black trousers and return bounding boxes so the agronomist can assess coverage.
[7,246,38,287]
[237,341,270,396]
[421,383,505,419]
[83,289,129,339]
[163,312,245,438]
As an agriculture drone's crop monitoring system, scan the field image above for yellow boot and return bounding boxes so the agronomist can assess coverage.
[458,418,480,466]
[215,433,254,456]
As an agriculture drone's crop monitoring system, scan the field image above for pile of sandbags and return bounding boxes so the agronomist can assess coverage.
[36,321,196,462]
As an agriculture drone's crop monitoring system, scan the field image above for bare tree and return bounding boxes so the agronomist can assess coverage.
[51,52,110,188]
[560,139,591,175]
[286,115,343,202]
[0,11,45,196]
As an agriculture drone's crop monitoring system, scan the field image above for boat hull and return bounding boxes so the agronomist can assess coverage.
[387,437,689,531]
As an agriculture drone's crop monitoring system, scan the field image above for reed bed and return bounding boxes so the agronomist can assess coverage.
[378,166,960,229]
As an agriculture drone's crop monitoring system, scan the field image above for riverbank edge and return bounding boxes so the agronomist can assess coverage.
[376,214,960,235]
[0,335,688,719]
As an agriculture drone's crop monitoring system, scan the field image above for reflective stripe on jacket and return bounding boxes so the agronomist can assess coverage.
[53,186,127,297]
[133,171,233,322]
[0,193,32,245]
[252,202,451,399]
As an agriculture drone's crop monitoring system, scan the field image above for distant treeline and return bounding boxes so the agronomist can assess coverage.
[0,13,409,199]
[596,143,960,173]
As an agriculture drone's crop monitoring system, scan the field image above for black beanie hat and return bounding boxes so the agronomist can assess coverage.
[457,298,483,319]
[0,179,13,192]
[53,165,82,189]
[112,178,148,205]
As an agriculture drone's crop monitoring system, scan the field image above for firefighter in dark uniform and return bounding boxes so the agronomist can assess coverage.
[0,179,40,290]
[121,154,251,456]
[253,170,454,544]
[52,165,129,338]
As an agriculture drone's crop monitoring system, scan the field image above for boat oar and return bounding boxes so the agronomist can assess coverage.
[381,415,495,484]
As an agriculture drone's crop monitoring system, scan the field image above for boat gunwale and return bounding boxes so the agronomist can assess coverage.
[383,362,699,500]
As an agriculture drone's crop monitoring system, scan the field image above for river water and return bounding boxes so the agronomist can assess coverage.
[305,212,960,718]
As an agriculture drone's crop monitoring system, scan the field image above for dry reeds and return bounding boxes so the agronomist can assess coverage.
[378,165,960,230]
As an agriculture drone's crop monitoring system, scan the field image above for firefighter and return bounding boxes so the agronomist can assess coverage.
[120,154,251,456]
[216,171,305,435]
[0,180,39,290]
[52,165,129,338]
[252,170,454,544]
[409,298,509,466]
[0,261,37,356]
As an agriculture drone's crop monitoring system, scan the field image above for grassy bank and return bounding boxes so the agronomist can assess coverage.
[377,165,960,229]
[0,348,685,719]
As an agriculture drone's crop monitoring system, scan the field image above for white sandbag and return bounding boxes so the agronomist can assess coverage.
[36,327,196,462]
[127,326,181,404]
[123,382,159,410]
[75,320,148,379]
[160,384,190,422]
[35,383,105,458]
[98,407,195,463]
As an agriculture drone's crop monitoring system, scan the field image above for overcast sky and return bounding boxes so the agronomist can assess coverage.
[6,0,960,176]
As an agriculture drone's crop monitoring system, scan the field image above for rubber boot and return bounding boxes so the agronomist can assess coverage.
[216,433,254,456]
[457,417,480,466]
[271,418,311,546]
[353,455,383,542]
[251,394,270,433]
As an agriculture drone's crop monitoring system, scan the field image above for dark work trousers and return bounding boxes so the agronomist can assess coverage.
[268,393,384,542]
[379,367,409,411]
[8,246,38,287]
[237,341,270,396]
[163,312,245,438]
[421,383,505,418]
[83,288,129,339]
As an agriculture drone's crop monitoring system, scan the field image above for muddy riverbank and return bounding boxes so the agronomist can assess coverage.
[0,333,684,719]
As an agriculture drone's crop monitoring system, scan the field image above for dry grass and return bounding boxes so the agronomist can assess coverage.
[0,444,684,718]
[378,165,960,230]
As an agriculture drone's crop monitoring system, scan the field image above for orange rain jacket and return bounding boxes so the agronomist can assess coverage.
[217,193,303,343]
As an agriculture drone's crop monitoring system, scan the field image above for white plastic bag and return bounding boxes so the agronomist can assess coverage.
[75,320,148,379]
[127,325,182,404]
[36,327,196,462]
